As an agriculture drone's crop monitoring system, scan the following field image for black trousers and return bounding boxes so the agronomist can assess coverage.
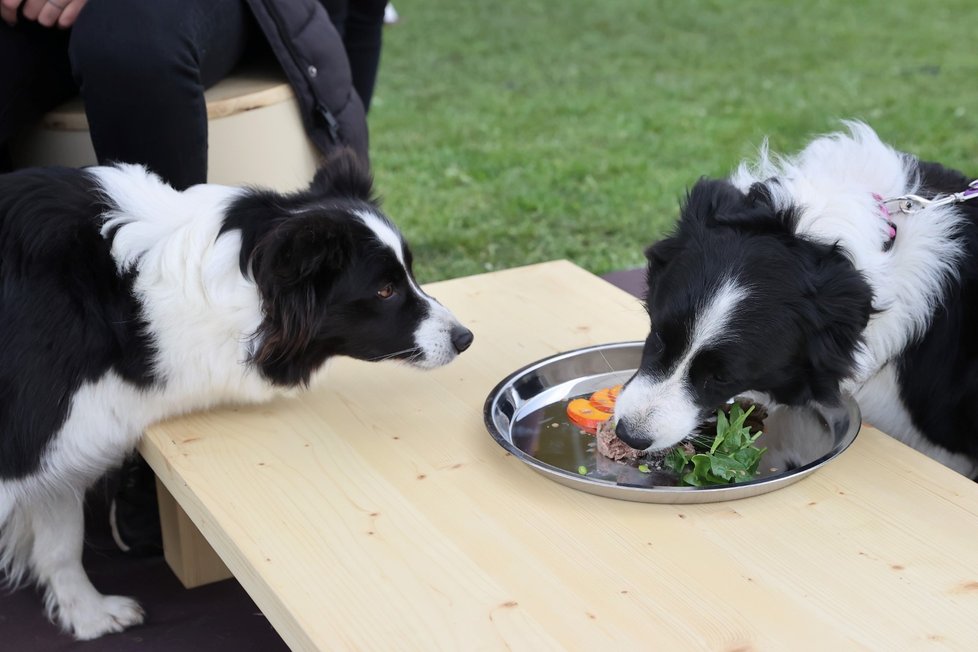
[323,0,388,112]
[0,0,252,190]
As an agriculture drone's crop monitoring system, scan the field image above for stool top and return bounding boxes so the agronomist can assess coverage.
[41,69,295,131]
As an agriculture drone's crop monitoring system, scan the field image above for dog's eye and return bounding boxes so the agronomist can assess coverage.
[376,283,396,300]
[711,371,728,385]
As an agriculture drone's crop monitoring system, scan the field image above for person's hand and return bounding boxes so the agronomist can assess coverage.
[0,0,23,25]
[2,0,88,29]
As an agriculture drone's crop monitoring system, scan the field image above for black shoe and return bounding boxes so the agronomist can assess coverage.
[109,455,164,557]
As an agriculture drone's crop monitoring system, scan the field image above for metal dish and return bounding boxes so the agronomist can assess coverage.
[484,342,861,503]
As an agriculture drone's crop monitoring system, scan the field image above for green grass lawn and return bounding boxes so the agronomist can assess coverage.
[369,0,978,282]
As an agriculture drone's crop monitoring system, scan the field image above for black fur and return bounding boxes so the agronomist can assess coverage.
[895,161,978,459]
[0,168,155,479]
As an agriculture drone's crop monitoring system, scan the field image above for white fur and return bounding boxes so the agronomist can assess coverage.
[96,165,274,399]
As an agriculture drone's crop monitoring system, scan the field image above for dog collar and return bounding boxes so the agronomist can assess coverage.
[874,179,978,252]
[881,179,978,215]
[872,193,898,252]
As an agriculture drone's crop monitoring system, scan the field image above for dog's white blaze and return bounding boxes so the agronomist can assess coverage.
[616,279,747,450]
[354,208,424,298]
[355,209,407,262]
[355,209,466,368]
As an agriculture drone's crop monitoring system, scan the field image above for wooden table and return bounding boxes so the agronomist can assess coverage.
[140,260,978,651]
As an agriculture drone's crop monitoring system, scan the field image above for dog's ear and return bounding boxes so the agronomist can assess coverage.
[725,183,798,234]
[644,236,683,280]
[309,147,374,201]
[681,178,745,229]
[255,215,352,288]
[683,178,795,234]
[250,216,353,384]
[745,181,774,209]
[801,245,875,403]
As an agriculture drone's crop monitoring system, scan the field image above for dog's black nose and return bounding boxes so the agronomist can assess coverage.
[615,420,644,449]
[451,325,474,353]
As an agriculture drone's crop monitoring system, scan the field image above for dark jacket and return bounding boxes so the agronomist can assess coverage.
[245,0,369,164]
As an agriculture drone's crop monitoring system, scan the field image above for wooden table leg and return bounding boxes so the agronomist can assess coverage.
[155,477,233,589]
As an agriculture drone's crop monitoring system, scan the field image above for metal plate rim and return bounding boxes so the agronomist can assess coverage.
[484,341,861,504]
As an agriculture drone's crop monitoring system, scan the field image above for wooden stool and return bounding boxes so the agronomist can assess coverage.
[11,67,320,192]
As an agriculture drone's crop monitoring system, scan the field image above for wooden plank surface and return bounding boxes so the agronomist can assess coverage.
[141,260,978,651]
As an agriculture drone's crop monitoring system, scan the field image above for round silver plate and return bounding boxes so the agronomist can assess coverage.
[484,342,861,503]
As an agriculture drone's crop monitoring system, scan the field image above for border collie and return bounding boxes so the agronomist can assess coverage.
[613,122,978,478]
[0,150,473,639]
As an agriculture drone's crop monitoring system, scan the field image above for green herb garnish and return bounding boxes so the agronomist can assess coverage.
[577,465,588,475]
[663,403,766,487]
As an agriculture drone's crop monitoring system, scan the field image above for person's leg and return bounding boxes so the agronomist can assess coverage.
[321,0,386,111]
[0,20,77,172]
[343,0,387,111]
[67,0,252,190]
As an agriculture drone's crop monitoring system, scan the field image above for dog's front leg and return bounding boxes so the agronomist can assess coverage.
[29,490,145,640]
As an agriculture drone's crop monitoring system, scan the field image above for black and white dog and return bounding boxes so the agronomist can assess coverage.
[0,150,473,639]
[614,122,978,477]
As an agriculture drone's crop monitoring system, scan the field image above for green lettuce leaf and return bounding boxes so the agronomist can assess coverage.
[668,403,766,487]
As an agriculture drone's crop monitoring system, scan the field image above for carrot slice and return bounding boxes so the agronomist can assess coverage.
[589,387,618,413]
[608,384,622,399]
[566,398,611,433]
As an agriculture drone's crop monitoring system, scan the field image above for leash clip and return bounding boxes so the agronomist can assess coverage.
[885,179,978,214]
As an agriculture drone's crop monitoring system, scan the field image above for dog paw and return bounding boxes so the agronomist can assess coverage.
[59,594,145,640]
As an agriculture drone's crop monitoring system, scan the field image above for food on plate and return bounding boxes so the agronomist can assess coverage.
[664,402,767,486]
[564,386,645,461]
[566,397,611,432]
[566,386,767,486]
[595,419,643,461]
[588,385,621,413]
